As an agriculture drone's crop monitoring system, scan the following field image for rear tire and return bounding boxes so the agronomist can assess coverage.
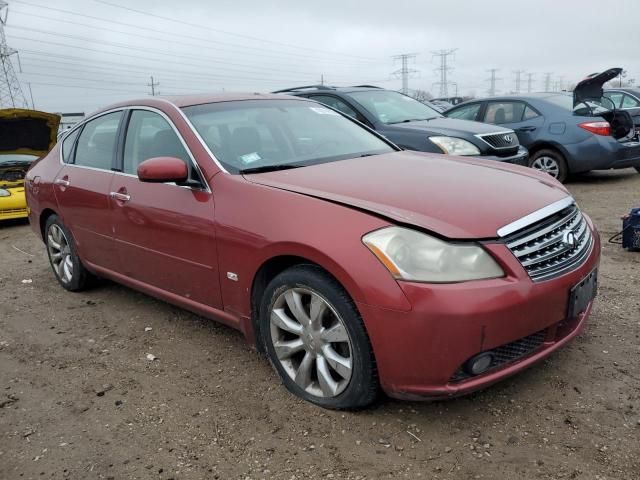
[44,215,93,291]
[259,265,378,409]
[529,148,568,183]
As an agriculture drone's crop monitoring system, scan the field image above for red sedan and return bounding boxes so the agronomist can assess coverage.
[26,94,600,409]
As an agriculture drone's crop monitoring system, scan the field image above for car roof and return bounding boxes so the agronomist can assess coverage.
[273,85,384,95]
[605,87,640,95]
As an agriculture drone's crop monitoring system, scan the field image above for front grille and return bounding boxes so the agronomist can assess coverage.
[450,330,547,382]
[504,203,592,282]
[476,131,520,150]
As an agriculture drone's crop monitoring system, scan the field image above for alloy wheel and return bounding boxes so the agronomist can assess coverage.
[531,156,560,178]
[269,287,353,398]
[47,224,73,284]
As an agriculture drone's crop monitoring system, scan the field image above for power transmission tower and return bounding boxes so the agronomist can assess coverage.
[391,53,418,95]
[431,48,457,97]
[526,72,535,93]
[147,75,159,96]
[486,69,501,96]
[543,72,553,92]
[0,1,28,109]
[513,70,525,94]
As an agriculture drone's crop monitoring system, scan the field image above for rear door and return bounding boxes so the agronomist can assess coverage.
[53,110,123,270]
[482,101,544,147]
[109,108,222,308]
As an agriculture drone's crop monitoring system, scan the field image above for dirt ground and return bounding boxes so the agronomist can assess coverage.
[1,169,639,480]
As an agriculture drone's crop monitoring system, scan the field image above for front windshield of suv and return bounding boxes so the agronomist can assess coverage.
[345,90,442,124]
[182,99,395,174]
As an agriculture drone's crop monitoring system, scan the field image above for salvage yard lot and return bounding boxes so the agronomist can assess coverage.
[1,169,639,480]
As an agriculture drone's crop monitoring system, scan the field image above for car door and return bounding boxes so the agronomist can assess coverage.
[53,110,123,270]
[110,108,222,308]
[620,93,640,137]
[483,101,543,147]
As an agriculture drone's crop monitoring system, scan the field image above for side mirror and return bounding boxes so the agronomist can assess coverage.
[137,157,188,183]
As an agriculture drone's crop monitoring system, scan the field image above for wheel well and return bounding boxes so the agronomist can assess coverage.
[528,143,567,161]
[250,255,322,351]
[39,208,57,241]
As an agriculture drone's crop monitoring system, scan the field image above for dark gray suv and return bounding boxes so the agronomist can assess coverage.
[275,85,529,166]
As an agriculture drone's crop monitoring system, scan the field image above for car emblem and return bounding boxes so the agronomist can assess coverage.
[503,134,513,143]
[562,230,577,249]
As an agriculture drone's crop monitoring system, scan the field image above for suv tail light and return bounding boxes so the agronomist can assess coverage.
[579,121,611,136]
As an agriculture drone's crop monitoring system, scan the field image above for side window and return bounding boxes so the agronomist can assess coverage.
[61,128,81,164]
[123,110,200,182]
[603,92,623,108]
[522,105,540,120]
[309,95,359,119]
[484,102,526,124]
[446,103,481,121]
[622,94,640,109]
[74,111,123,170]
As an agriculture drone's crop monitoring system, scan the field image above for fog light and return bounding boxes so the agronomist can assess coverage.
[464,352,494,376]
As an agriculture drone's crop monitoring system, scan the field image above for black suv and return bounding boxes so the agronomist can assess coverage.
[274,85,529,165]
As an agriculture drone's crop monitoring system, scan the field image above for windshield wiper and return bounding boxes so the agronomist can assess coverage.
[387,118,433,124]
[239,164,305,174]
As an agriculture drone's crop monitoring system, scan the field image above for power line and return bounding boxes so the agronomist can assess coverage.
[92,0,377,61]
[0,1,28,108]
[486,69,501,96]
[391,53,418,95]
[431,49,457,97]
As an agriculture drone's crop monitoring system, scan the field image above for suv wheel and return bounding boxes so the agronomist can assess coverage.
[45,215,93,291]
[260,265,378,409]
[529,149,568,183]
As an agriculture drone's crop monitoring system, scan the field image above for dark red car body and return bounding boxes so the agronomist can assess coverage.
[26,94,600,400]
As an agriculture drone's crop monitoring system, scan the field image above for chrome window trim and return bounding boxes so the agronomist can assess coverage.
[58,105,212,194]
[474,130,518,150]
[497,196,575,238]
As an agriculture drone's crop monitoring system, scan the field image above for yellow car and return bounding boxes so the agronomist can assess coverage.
[1,109,60,221]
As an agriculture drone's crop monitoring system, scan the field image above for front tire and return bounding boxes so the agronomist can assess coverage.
[259,265,378,409]
[529,149,568,183]
[45,215,93,291]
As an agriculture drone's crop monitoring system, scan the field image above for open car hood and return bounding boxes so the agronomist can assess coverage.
[0,108,61,157]
[573,67,622,107]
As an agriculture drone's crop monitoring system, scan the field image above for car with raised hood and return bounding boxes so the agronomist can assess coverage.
[274,85,529,166]
[0,109,60,221]
[26,94,600,409]
[444,68,640,182]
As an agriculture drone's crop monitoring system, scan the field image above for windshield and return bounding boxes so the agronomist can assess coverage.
[0,154,38,165]
[545,94,611,115]
[182,99,394,173]
[345,90,442,124]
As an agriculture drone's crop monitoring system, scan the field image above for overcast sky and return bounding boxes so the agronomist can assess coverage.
[4,0,640,114]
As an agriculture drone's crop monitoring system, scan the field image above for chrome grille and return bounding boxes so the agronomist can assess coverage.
[475,131,520,149]
[450,330,547,382]
[504,203,592,282]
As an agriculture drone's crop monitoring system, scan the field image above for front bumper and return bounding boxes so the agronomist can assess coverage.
[0,186,28,221]
[481,145,529,166]
[358,219,601,399]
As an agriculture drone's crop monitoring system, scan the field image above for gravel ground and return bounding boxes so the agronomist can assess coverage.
[1,168,639,480]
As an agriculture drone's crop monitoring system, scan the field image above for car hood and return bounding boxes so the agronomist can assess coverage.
[388,117,511,136]
[244,151,569,239]
[0,108,61,156]
[574,67,622,107]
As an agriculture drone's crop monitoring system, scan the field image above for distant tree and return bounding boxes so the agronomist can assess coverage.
[409,89,433,102]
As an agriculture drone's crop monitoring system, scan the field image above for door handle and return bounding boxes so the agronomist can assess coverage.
[54,178,70,187]
[110,191,131,202]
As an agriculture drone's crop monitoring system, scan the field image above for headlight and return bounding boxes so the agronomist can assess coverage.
[363,226,504,283]
[0,188,10,197]
[429,136,480,156]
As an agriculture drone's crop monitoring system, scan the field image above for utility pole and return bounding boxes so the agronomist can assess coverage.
[513,70,525,94]
[27,81,34,109]
[319,74,324,86]
[431,48,457,98]
[543,72,553,92]
[557,76,564,92]
[0,1,28,109]
[147,75,159,96]
[526,72,535,93]
[391,53,418,95]
[486,69,501,96]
